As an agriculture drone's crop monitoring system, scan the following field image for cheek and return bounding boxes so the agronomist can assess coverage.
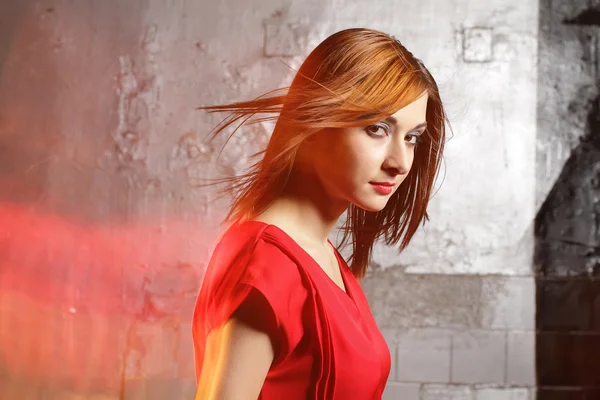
[333,145,382,188]
[345,138,384,170]
[409,149,418,170]
[313,131,384,187]
[334,141,369,168]
[311,147,357,190]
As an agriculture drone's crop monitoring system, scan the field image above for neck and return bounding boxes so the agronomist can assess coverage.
[255,170,348,247]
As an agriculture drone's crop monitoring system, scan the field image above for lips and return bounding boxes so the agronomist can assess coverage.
[369,181,395,187]
[369,181,395,195]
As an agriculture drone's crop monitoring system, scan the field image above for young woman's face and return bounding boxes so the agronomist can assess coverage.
[309,93,429,212]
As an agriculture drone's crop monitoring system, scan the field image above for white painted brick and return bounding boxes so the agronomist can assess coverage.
[381,329,398,381]
[382,383,420,400]
[396,329,451,383]
[451,331,506,384]
[475,387,530,400]
[529,388,536,399]
[481,278,535,330]
[362,273,481,330]
[506,332,535,386]
[422,384,474,400]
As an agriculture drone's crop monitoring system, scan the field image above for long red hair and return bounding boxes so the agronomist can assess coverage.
[198,28,448,278]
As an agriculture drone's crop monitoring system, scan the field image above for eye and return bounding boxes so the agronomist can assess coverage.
[365,124,389,138]
[405,132,423,146]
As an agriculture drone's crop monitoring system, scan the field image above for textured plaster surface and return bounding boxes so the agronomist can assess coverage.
[360,3,539,275]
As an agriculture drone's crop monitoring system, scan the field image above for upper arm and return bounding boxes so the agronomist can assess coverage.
[193,237,307,399]
[196,316,275,400]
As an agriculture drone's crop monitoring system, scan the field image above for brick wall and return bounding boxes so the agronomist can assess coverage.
[361,273,536,400]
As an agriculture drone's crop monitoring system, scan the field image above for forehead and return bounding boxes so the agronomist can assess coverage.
[388,93,428,126]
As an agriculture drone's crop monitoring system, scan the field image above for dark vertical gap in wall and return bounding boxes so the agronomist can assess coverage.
[536,1,600,399]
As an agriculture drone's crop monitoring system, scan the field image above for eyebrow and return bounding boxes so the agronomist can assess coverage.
[384,116,427,132]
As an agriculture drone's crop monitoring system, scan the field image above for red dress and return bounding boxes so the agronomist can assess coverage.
[192,221,391,399]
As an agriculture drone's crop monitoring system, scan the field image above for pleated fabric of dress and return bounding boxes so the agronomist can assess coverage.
[193,220,391,399]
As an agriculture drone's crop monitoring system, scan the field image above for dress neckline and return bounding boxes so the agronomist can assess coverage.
[242,220,356,304]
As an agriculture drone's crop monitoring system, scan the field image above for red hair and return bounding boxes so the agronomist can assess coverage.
[198,28,448,278]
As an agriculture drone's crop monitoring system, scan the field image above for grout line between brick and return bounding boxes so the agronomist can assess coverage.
[503,330,509,385]
[449,331,454,384]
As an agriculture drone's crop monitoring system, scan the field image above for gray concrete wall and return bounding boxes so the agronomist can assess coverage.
[0,1,540,399]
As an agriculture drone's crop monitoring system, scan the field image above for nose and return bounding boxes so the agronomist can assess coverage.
[382,142,413,176]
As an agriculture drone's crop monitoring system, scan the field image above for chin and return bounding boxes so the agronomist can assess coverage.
[352,197,390,213]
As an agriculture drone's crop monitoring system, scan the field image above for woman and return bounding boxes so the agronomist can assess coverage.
[192,28,447,399]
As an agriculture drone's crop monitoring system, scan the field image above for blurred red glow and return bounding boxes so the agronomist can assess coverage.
[0,202,211,393]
